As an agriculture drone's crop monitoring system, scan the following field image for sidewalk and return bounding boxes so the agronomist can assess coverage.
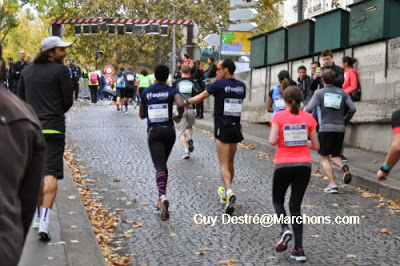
[19,161,105,266]
[194,113,400,201]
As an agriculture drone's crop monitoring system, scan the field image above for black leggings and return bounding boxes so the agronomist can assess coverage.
[89,85,98,103]
[148,126,176,197]
[272,166,311,249]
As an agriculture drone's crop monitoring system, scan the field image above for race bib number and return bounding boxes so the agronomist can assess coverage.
[127,74,135,81]
[148,104,169,123]
[283,124,308,146]
[275,99,285,110]
[324,93,342,109]
[178,81,193,94]
[224,98,243,117]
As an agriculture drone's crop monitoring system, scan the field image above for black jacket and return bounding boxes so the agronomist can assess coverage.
[0,89,46,265]
[310,62,344,91]
[174,67,181,81]
[297,75,312,102]
[207,63,217,78]
[10,61,29,93]
[17,61,74,133]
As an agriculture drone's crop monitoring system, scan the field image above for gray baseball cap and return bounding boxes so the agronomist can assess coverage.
[40,36,72,52]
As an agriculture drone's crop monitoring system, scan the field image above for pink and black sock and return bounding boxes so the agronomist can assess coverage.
[156,171,167,197]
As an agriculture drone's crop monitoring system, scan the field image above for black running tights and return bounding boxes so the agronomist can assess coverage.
[272,166,311,249]
[148,126,176,196]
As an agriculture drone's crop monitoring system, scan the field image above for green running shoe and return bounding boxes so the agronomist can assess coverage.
[218,186,226,203]
[224,192,236,215]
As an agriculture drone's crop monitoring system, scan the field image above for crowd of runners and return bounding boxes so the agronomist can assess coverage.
[2,35,400,265]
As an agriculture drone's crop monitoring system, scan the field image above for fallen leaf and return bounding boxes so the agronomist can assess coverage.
[47,257,54,260]
[212,232,220,236]
[322,176,329,180]
[351,205,359,209]
[104,161,109,165]
[373,160,379,163]
[268,256,277,260]
[142,202,149,206]
[395,236,400,240]
[67,196,76,200]
[361,215,368,219]
[346,254,357,258]
[379,228,393,235]
[130,199,138,204]
[117,197,127,201]
[170,233,177,237]
[113,178,121,182]
[218,257,234,265]
[310,234,320,238]
[70,240,79,243]
[132,222,145,228]
[70,225,78,229]
[362,192,381,198]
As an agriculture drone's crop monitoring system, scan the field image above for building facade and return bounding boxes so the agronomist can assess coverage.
[275,0,359,26]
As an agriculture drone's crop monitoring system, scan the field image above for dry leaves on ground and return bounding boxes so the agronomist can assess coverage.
[238,142,254,150]
[218,257,234,265]
[64,148,131,266]
[379,228,393,235]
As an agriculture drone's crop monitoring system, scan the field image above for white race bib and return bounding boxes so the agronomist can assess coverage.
[224,98,243,117]
[148,104,169,123]
[127,74,135,81]
[324,93,342,109]
[275,99,285,110]
[178,81,193,94]
[283,124,308,146]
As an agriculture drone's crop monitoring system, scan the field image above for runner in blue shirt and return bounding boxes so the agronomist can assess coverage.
[185,58,246,215]
[139,64,184,221]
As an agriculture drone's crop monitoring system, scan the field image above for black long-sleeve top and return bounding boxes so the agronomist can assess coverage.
[17,61,74,133]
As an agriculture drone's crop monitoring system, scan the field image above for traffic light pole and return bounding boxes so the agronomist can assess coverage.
[95,43,98,70]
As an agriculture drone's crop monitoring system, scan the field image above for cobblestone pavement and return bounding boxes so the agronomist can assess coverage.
[66,105,400,265]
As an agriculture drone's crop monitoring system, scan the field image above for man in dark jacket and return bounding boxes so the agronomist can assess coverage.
[0,89,46,265]
[10,50,29,94]
[174,59,182,81]
[18,36,74,241]
[207,56,217,79]
[71,59,81,101]
[296,65,312,103]
[310,49,344,92]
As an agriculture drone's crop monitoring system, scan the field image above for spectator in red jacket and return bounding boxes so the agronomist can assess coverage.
[342,56,358,95]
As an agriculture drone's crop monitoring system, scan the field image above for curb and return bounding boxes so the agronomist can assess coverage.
[57,160,106,266]
[194,119,400,201]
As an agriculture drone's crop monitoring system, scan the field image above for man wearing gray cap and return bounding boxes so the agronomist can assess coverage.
[18,36,74,241]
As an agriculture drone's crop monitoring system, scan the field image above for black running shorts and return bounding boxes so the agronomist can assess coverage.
[318,132,345,157]
[44,134,65,179]
[116,88,124,98]
[215,123,244,143]
[124,87,135,98]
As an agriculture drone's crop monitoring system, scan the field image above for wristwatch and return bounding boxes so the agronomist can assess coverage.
[380,165,390,174]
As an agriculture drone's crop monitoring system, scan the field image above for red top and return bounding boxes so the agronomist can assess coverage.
[271,109,318,165]
[343,68,358,94]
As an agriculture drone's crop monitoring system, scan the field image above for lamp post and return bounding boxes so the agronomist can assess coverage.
[172,0,176,79]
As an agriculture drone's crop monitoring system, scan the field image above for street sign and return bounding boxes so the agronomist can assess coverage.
[230,0,259,7]
[229,8,259,21]
[105,75,114,85]
[179,43,201,61]
[104,65,114,75]
[204,34,220,47]
[229,22,258,31]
